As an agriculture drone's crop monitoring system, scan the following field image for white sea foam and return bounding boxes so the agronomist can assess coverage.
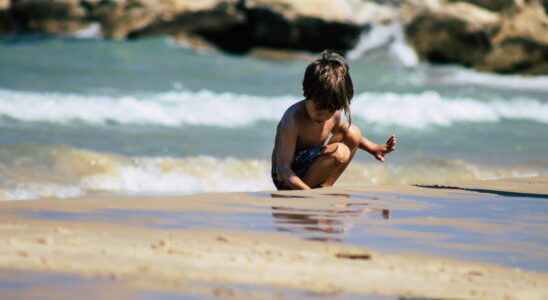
[79,156,273,194]
[1,183,85,201]
[0,88,546,129]
[389,23,419,67]
[0,89,292,127]
[71,23,103,39]
[352,91,548,128]
[347,23,419,67]
[0,150,274,201]
[441,68,548,92]
[1,146,544,201]
[347,24,393,59]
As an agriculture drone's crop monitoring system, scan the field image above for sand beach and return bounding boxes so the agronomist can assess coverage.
[1,176,547,299]
[1,3,547,298]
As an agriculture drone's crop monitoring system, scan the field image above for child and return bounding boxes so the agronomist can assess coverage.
[271,50,396,190]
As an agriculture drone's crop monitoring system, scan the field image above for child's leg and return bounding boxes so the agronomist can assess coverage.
[301,124,361,188]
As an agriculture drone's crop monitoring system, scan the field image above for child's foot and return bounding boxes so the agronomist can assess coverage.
[375,135,397,162]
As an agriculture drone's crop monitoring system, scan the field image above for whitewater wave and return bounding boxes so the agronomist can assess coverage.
[0,144,273,201]
[347,22,419,67]
[0,88,293,127]
[0,144,544,201]
[72,23,103,39]
[439,68,548,92]
[352,91,548,128]
[0,88,547,129]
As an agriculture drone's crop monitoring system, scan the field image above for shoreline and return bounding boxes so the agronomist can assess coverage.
[1,176,547,299]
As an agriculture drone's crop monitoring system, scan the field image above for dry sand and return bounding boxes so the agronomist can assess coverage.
[0,177,547,299]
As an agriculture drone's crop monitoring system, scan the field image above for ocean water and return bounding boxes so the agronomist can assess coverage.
[1,35,547,200]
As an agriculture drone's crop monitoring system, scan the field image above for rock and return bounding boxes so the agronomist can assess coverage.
[203,6,361,53]
[479,38,548,74]
[492,0,548,45]
[405,10,492,67]
[210,0,393,53]
[9,0,91,34]
[478,0,548,74]
[81,0,161,40]
[1,0,369,53]
[1,0,547,74]
[5,0,240,38]
[447,0,514,12]
[129,0,369,53]
[127,1,247,51]
[237,0,393,53]
[84,0,241,40]
[0,0,12,33]
[403,0,548,74]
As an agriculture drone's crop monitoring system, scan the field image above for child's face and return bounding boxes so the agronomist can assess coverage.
[305,99,336,123]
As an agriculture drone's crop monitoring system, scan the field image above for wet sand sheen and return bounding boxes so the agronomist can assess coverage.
[0,177,547,299]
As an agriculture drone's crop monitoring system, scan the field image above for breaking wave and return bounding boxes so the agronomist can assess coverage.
[0,88,547,129]
[0,144,544,201]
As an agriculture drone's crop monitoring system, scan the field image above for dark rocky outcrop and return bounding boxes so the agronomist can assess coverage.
[128,1,364,53]
[0,0,366,53]
[447,0,515,12]
[405,13,492,67]
[197,11,361,53]
[0,0,12,33]
[127,4,361,53]
[0,0,547,74]
[9,0,91,33]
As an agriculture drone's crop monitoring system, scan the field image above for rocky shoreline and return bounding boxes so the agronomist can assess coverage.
[1,0,547,74]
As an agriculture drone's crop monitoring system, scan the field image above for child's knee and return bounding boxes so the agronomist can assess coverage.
[329,143,351,164]
[342,124,361,147]
[348,124,361,142]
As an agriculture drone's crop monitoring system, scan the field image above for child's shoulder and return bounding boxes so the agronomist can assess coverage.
[281,99,305,121]
[278,100,306,129]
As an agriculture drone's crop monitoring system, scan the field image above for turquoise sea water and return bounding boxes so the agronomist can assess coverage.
[1,36,547,200]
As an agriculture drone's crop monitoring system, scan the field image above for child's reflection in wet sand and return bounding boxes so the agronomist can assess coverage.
[270,193,390,241]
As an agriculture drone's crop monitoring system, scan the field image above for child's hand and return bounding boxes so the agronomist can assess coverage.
[374,135,396,162]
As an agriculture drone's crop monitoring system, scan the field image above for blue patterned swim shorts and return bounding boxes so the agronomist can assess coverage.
[271,147,324,190]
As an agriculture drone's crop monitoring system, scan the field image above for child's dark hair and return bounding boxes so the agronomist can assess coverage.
[303,49,354,123]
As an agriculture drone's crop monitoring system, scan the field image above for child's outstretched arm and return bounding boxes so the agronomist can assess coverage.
[276,120,312,190]
[359,135,397,162]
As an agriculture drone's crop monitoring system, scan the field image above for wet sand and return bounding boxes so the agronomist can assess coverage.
[0,177,547,299]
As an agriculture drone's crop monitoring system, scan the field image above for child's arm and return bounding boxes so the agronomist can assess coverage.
[276,120,312,190]
[359,135,396,162]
